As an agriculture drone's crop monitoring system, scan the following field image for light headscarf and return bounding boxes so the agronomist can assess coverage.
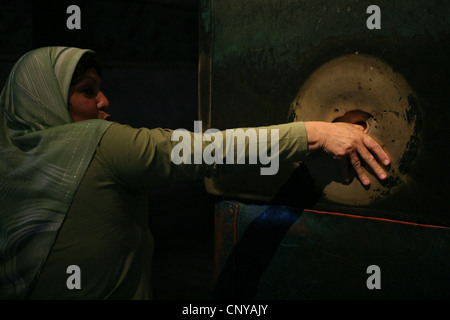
[0,47,112,299]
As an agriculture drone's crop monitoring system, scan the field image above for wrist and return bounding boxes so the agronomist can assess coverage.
[304,121,323,152]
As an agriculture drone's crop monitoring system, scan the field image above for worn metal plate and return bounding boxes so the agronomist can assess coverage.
[290,54,418,206]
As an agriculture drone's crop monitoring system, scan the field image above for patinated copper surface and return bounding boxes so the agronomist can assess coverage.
[290,54,419,206]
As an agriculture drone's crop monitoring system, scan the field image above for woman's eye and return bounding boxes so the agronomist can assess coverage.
[81,87,95,96]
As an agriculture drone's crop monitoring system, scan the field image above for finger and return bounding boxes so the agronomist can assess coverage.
[356,144,388,181]
[349,151,370,186]
[353,124,365,132]
[363,135,391,166]
[339,158,351,182]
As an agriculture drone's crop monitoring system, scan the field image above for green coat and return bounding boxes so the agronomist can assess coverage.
[29,121,308,299]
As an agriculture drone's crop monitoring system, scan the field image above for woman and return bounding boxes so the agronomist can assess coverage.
[0,47,389,299]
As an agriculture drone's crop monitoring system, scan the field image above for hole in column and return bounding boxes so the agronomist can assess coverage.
[332,109,373,131]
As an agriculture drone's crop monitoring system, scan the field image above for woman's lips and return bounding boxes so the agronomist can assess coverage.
[98,111,110,120]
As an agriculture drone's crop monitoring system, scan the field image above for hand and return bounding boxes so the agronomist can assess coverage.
[304,121,391,186]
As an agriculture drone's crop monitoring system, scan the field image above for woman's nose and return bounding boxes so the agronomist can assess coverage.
[97,91,110,109]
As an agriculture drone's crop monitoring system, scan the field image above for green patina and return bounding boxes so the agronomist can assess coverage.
[200,0,211,33]
[209,0,449,67]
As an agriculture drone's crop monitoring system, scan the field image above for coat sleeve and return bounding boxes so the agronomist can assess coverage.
[96,122,308,190]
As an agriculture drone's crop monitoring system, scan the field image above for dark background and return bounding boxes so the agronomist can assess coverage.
[0,0,216,299]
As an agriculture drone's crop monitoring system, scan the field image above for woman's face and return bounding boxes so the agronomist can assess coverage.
[68,68,110,122]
